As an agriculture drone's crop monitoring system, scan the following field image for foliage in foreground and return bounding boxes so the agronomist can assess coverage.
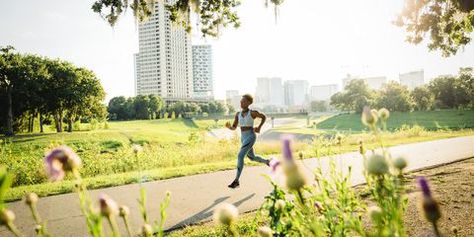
[212,107,443,237]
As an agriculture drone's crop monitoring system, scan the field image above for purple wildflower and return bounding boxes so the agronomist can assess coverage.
[281,135,294,161]
[418,177,431,197]
[44,145,81,181]
[269,157,281,173]
[99,194,118,217]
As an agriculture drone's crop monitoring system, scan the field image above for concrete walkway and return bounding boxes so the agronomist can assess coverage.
[2,136,473,236]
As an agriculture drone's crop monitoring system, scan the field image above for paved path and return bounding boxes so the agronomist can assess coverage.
[2,136,473,236]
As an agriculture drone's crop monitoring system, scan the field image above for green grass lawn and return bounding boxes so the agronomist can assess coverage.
[317,110,474,131]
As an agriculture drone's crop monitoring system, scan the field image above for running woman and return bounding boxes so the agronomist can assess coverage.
[225,94,270,189]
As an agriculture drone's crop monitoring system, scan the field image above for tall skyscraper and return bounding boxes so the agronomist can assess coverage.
[342,75,387,90]
[255,77,284,107]
[310,84,338,101]
[135,1,193,99]
[284,80,309,107]
[399,70,424,90]
[192,45,213,99]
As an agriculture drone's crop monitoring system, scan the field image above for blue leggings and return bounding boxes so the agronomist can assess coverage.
[235,130,269,181]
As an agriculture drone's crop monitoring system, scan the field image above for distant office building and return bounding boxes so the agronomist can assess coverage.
[284,80,309,107]
[135,1,193,99]
[310,84,338,101]
[192,45,213,99]
[226,90,241,111]
[342,74,387,90]
[134,53,139,96]
[255,77,284,107]
[399,70,424,90]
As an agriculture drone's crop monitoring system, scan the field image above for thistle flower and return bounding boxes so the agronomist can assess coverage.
[141,224,153,235]
[418,177,441,223]
[281,136,308,190]
[281,134,294,161]
[269,157,281,174]
[0,209,15,225]
[257,226,273,237]
[275,200,285,210]
[34,225,42,234]
[361,106,378,126]
[378,108,390,121]
[366,154,388,175]
[25,193,39,206]
[132,144,143,154]
[119,205,130,217]
[368,205,382,221]
[359,140,366,155]
[314,201,323,211]
[44,145,81,181]
[213,203,238,225]
[99,194,119,217]
[336,134,342,145]
[393,156,408,171]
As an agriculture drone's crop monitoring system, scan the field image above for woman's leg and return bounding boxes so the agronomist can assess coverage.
[247,147,269,165]
[234,132,255,182]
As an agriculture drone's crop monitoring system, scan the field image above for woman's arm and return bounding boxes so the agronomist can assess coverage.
[225,112,239,130]
[252,110,266,133]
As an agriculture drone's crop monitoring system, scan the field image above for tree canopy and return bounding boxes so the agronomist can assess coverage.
[395,0,474,56]
[0,46,106,135]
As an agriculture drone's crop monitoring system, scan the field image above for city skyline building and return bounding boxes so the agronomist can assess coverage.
[284,80,309,107]
[135,1,193,99]
[192,45,213,99]
[399,69,424,90]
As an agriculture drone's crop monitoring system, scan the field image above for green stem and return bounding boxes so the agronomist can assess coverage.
[121,216,133,237]
[107,215,121,237]
[432,221,441,237]
[7,222,25,237]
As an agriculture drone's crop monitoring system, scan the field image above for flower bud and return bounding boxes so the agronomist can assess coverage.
[284,163,308,191]
[99,194,118,217]
[378,108,390,121]
[0,209,15,225]
[25,193,39,206]
[34,225,42,234]
[275,200,285,210]
[213,203,238,225]
[368,205,382,221]
[361,106,378,126]
[257,226,273,237]
[119,205,130,217]
[366,154,388,175]
[141,224,153,235]
[132,144,142,154]
[393,156,408,171]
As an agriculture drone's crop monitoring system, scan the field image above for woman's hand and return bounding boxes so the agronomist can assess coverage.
[225,121,232,129]
[254,127,261,133]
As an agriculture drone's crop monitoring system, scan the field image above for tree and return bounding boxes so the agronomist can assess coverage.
[411,86,435,111]
[0,46,23,136]
[429,75,470,109]
[330,79,374,113]
[134,95,151,119]
[458,67,474,107]
[395,0,474,57]
[310,100,328,112]
[375,82,413,112]
[108,96,128,120]
[148,94,164,119]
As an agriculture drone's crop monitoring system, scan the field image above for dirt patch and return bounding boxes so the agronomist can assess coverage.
[401,158,474,236]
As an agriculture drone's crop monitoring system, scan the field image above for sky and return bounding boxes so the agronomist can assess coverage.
[1,0,473,101]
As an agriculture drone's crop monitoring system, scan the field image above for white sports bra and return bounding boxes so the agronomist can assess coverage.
[238,110,254,127]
